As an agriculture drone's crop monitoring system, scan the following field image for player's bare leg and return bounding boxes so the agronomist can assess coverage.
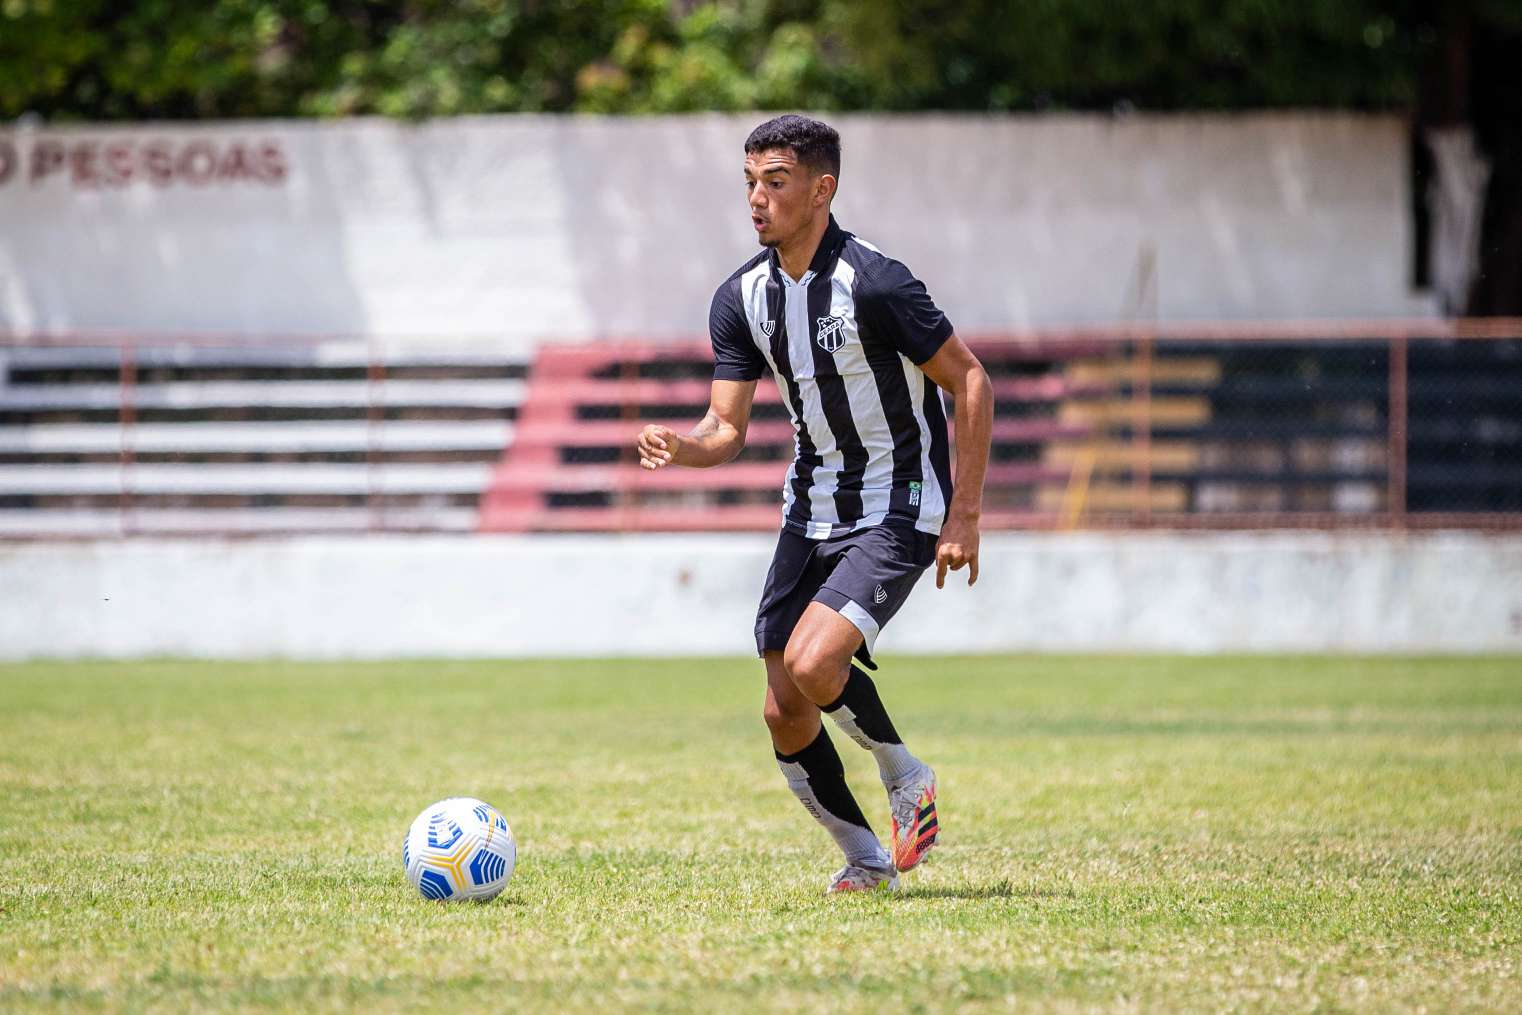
[785,602,940,873]
[763,651,895,892]
[762,650,822,756]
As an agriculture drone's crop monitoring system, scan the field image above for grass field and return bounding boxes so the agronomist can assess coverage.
[2,656,1520,1012]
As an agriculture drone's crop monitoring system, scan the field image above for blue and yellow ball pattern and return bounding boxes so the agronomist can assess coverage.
[403,797,516,901]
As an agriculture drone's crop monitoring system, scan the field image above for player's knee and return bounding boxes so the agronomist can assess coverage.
[781,640,812,688]
[783,641,844,703]
[762,697,803,734]
[757,700,791,730]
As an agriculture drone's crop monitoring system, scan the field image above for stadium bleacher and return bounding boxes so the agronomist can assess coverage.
[0,344,527,536]
[1140,337,1522,516]
[1407,339,1522,512]
[2,331,1518,536]
[476,338,1108,531]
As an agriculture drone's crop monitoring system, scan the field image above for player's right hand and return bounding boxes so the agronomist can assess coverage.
[636,424,682,470]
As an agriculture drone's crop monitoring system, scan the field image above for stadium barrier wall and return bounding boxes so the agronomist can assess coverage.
[0,113,1432,354]
[2,532,1517,659]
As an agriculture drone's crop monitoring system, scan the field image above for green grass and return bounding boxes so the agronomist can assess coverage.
[1,656,1520,1012]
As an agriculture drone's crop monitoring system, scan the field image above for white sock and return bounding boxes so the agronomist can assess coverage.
[827,704,921,784]
[821,667,922,784]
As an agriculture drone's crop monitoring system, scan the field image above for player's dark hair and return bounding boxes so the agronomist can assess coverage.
[744,114,841,180]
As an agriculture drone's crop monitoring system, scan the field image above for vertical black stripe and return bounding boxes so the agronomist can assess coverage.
[922,382,954,517]
[862,342,925,523]
[806,272,866,526]
[775,726,874,831]
[768,274,817,530]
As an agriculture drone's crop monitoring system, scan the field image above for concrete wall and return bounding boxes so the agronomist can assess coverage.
[2,532,1516,659]
[0,114,1432,355]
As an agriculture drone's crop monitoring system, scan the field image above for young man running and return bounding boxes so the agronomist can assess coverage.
[636,115,992,893]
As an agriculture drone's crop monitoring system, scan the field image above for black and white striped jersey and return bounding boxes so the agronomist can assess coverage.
[710,215,954,539]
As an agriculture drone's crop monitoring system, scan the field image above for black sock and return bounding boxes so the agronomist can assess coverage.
[774,727,887,867]
[821,666,919,782]
[823,665,903,743]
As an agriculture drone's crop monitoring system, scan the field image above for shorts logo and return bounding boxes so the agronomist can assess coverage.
[760,320,775,338]
[873,584,888,605]
[815,315,847,353]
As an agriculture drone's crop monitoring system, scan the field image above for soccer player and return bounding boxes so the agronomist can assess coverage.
[636,115,992,893]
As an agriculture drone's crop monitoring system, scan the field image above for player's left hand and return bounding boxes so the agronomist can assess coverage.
[935,513,980,589]
[636,424,682,470]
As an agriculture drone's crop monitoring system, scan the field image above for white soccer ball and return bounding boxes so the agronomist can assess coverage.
[403,797,516,902]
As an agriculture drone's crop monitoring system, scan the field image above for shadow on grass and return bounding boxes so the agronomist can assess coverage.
[413,894,525,908]
[930,714,1519,739]
[896,878,1061,901]
[894,879,1078,901]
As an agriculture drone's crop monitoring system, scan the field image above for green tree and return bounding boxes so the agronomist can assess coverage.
[3,0,1521,120]
[821,0,1433,111]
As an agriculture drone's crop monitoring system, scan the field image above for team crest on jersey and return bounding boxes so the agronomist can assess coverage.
[760,320,775,338]
[815,315,847,353]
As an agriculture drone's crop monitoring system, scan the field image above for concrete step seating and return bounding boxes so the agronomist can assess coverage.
[0,379,527,413]
[0,420,512,454]
[0,462,494,496]
[0,506,480,537]
[1050,338,1512,516]
[0,345,528,535]
[479,339,1113,532]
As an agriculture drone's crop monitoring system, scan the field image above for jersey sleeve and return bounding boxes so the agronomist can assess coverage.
[857,258,954,365]
[709,281,765,382]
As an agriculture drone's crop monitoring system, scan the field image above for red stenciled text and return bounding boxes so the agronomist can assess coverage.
[0,136,288,188]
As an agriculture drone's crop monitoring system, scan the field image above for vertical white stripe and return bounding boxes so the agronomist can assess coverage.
[740,259,773,352]
[827,261,894,530]
[837,598,882,653]
[785,272,840,533]
[740,260,798,523]
[928,385,950,527]
[900,356,947,535]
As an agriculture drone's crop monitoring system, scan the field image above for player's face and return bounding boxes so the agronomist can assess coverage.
[744,148,827,249]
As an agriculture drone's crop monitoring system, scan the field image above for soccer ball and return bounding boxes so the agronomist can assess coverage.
[403,797,516,902]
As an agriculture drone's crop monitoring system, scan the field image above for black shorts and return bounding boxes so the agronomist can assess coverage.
[755,523,938,668]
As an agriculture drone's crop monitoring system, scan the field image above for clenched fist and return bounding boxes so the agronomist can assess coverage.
[636,424,683,470]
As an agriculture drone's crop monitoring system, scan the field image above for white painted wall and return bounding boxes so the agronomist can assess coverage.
[0,113,1432,355]
[2,533,1515,659]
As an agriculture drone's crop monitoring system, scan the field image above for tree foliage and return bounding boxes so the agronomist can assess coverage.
[1,0,1519,120]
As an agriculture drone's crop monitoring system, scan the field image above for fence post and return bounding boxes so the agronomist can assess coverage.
[1133,332,1154,526]
[1387,336,1408,529]
[620,349,639,533]
[1127,243,1158,528]
[118,341,136,538]
[366,336,384,533]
